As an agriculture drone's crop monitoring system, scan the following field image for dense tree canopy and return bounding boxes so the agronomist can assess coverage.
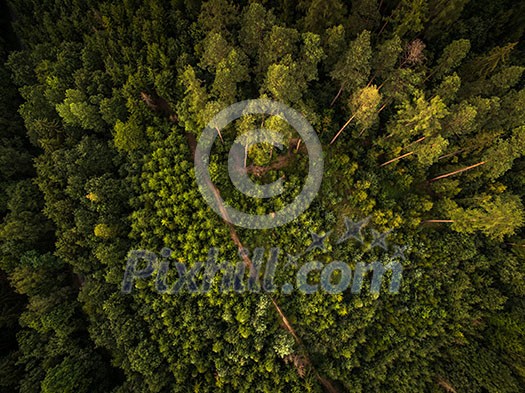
[1,0,525,392]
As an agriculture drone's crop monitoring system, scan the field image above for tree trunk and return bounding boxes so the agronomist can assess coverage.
[330,83,345,106]
[380,151,414,167]
[330,114,356,144]
[429,161,486,182]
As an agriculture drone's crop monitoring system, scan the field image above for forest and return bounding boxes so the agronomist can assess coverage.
[1,0,525,392]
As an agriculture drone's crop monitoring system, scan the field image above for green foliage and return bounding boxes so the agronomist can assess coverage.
[114,118,145,152]
[389,0,429,37]
[56,89,105,132]
[1,1,525,392]
[299,0,347,34]
[434,39,471,79]
[349,85,382,132]
[331,30,372,94]
[449,194,525,240]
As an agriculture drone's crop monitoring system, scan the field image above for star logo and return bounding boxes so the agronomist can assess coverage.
[392,245,408,260]
[285,253,301,268]
[337,216,370,244]
[305,231,331,253]
[369,229,392,251]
